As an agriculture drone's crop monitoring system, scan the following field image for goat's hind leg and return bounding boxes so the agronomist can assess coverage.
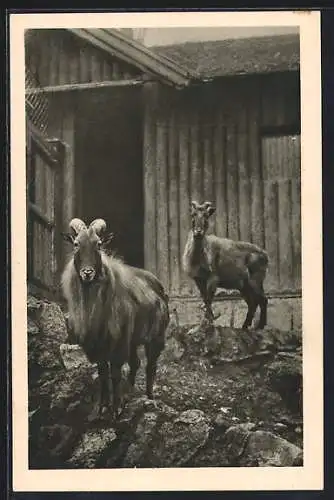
[240,284,259,330]
[145,340,164,400]
[241,279,268,330]
[254,282,268,330]
[110,363,123,420]
[128,344,141,388]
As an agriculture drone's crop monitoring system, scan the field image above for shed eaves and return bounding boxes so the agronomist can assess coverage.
[153,34,300,79]
[68,28,197,88]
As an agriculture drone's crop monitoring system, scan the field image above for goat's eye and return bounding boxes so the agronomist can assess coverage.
[73,241,79,249]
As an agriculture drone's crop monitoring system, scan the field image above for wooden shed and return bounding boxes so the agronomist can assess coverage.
[25,30,301,330]
[25,28,193,298]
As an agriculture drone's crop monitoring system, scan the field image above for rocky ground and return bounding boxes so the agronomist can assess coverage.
[28,296,303,469]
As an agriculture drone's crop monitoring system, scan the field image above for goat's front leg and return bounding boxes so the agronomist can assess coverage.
[194,277,214,320]
[110,363,123,420]
[97,361,110,417]
[206,275,220,320]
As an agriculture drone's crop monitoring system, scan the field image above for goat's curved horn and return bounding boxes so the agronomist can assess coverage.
[89,218,107,235]
[191,200,199,209]
[69,218,87,235]
[203,201,213,209]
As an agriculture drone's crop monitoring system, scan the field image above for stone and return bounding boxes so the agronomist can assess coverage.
[59,344,93,370]
[165,336,185,361]
[273,422,288,431]
[176,409,207,425]
[292,450,303,466]
[239,430,302,467]
[28,335,64,371]
[223,423,257,465]
[157,415,211,467]
[68,428,117,468]
[214,413,231,431]
[123,412,159,467]
[27,295,44,319]
[28,317,40,336]
[30,424,78,468]
[38,302,68,344]
[266,356,302,414]
[27,296,304,469]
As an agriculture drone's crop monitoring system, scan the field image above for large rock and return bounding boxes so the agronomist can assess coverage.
[239,430,302,467]
[122,411,160,467]
[28,298,69,373]
[158,409,211,467]
[174,323,302,363]
[59,344,94,370]
[265,355,302,414]
[29,423,79,468]
[122,407,211,468]
[68,429,117,468]
[27,296,304,469]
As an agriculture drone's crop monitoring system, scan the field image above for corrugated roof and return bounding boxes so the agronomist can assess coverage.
[68,28,197,88]
[153,34,300,79]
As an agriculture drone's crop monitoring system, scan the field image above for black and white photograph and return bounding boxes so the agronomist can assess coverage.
[10,10,323,492]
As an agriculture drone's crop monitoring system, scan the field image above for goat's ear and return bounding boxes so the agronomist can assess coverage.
[101,232,114,248]
[207,206,216,217]
[204,202,216,217]
[61,232,74,244]
[191,200,198,214]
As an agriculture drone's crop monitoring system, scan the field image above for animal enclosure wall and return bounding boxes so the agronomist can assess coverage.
[26,123,65,297]
[25,28,147,284]
[143,72,301,299]
[25,29,142,88]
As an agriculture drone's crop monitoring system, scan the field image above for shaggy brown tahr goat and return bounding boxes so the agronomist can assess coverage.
[182,201,269,330]
[61,218,170,419]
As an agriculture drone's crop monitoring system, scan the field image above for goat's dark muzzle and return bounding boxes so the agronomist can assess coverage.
[80,267,96,283]
[193,229,204,238]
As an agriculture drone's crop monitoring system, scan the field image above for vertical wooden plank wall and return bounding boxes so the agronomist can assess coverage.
[248,79,265,249]
[26,29,141,88]
[156,114,170,292]
[225,93,239,241]
[178,99,192,295]
[261,73,301,293]
[144,72,301,298]
[214,110,227,240]
[168,109,180,296]
[143,83,158,277]
[48,93,76,280]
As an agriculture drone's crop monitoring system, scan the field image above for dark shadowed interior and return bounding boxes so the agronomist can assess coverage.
[75,86,144,268]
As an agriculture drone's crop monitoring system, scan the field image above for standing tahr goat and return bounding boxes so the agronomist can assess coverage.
[61,218,170,419]
[182,201,269,330]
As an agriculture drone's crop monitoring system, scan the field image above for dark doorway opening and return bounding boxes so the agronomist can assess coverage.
[75,86,144,268]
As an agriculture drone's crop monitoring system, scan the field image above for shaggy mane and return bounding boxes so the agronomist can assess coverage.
[61,250,169,363]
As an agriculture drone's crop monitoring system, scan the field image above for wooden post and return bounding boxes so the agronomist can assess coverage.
[143,82,158,276]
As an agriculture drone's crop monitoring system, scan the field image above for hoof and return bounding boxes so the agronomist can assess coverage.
[98,405,110,418]
[113,407,123,421]
[88,404,109,423]
[121,362,130,379]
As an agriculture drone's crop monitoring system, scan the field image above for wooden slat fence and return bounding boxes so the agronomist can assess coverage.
[27,123,65,296]
[144,74,301,298]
